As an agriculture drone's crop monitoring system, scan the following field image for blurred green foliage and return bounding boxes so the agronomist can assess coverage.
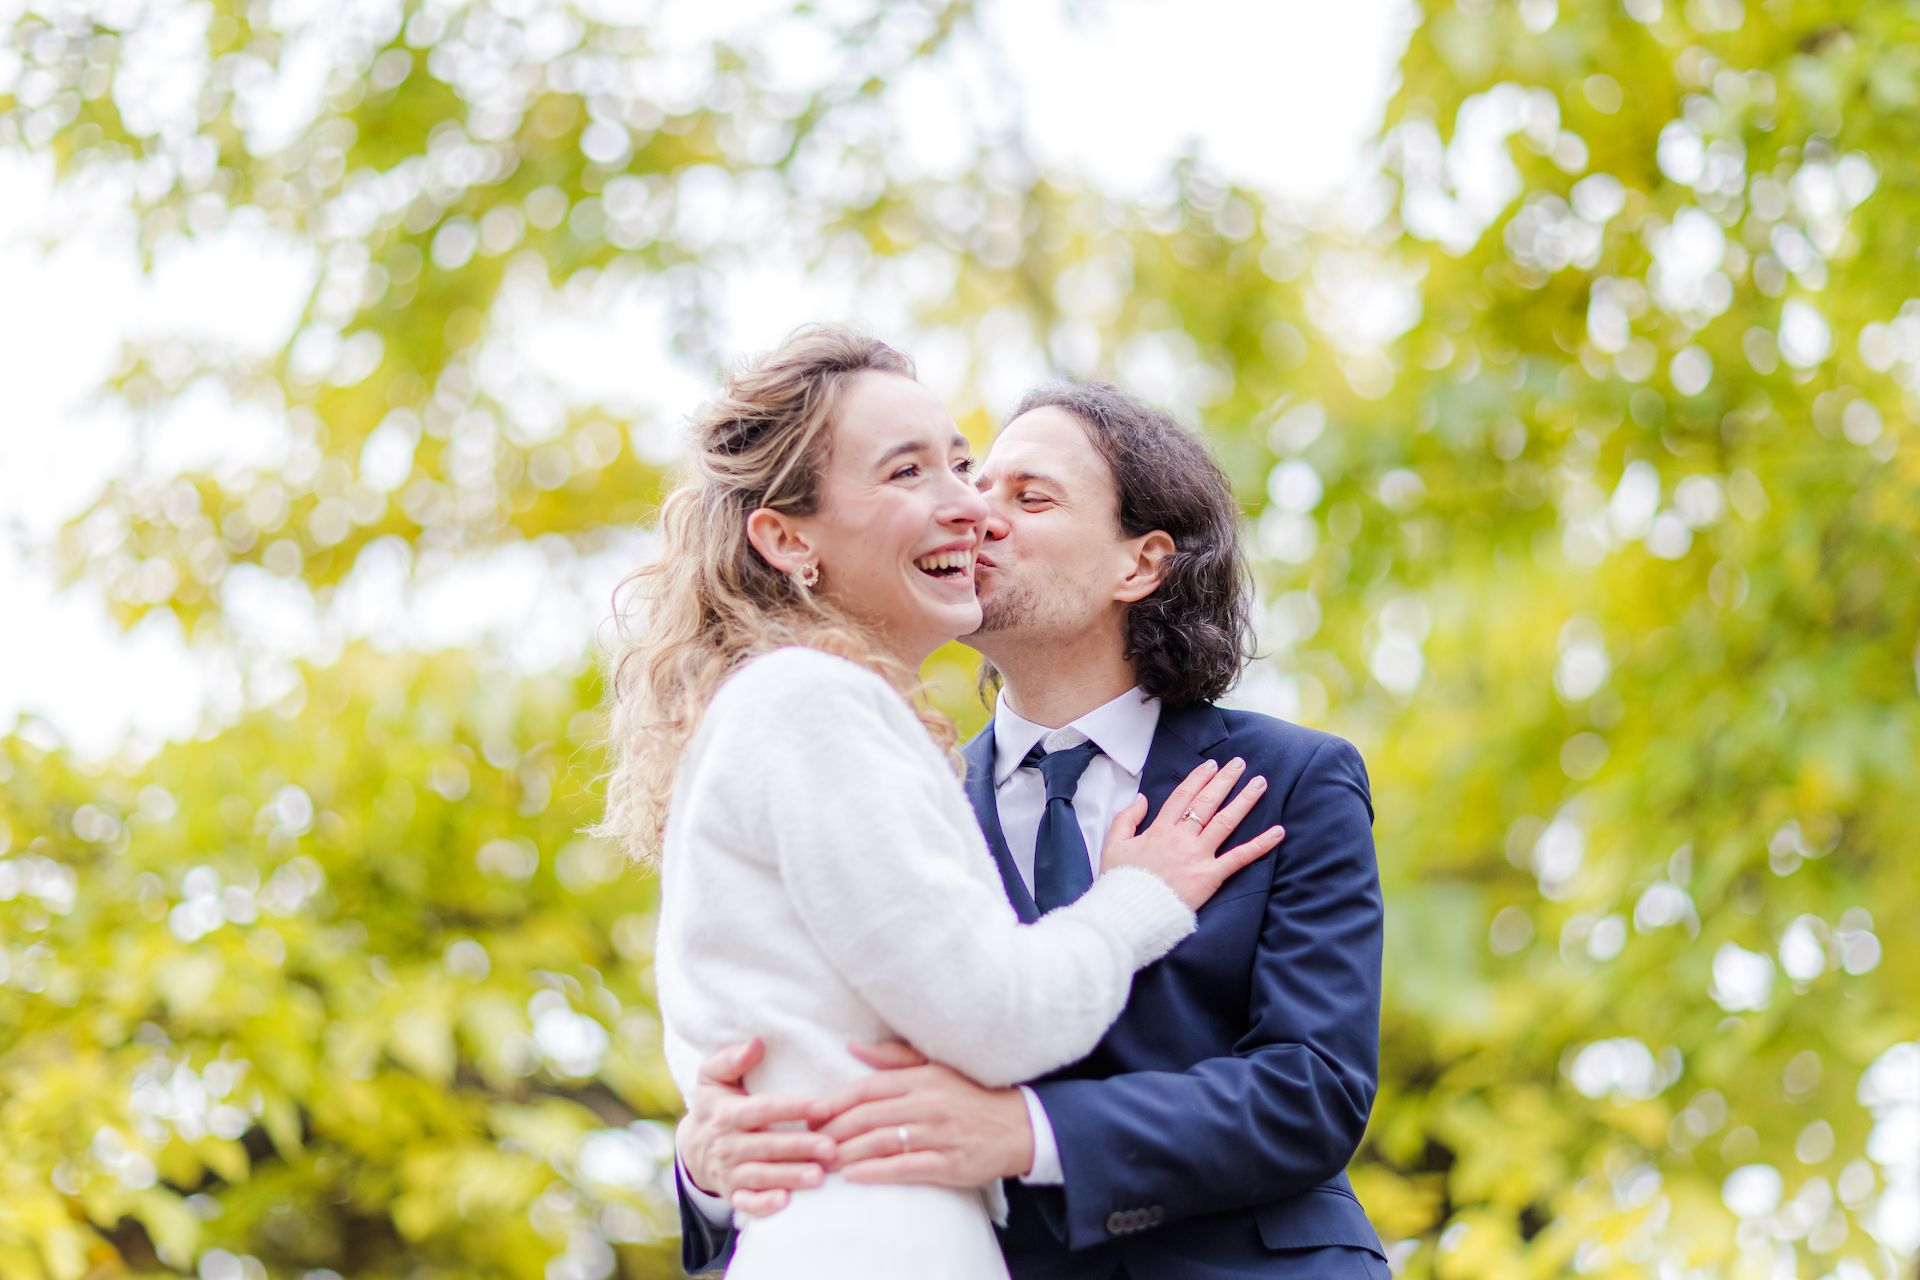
[1,648,683,1278]
[3,0,1918,1276]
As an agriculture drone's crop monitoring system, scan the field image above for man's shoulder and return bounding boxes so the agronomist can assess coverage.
[1208,703,1360,766]
[1205,706,1359,756]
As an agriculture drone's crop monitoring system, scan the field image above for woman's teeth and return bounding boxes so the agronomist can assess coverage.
[914,550,974,577]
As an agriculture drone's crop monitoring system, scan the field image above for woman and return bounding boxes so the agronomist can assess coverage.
[594,327,1283,1277]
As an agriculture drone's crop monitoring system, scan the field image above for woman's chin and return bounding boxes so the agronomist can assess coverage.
[914,599,982,651]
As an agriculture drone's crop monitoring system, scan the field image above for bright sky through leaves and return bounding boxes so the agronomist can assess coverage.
[0,0,1409,761]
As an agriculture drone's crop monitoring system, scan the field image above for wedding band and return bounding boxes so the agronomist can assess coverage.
[896,1125,911,1155]
[1180,809,1203,825]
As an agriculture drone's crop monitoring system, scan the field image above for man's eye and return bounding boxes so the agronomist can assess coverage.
[1020,493,1050,505]
[891,465,920,480]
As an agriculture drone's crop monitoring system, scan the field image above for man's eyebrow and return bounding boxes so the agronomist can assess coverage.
[988,468,1068,493]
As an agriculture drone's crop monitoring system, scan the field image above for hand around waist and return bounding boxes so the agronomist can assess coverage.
[812,1041,1035,1188]
[678,1037,835,1217]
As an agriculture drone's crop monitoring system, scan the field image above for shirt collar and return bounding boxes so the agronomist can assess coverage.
[991,686,1162,785]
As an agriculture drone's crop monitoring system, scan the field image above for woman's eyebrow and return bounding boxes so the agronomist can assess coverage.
[874,433,968,469]
[873,439,928,468]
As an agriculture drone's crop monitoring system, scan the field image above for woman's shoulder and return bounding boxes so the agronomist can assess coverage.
[709,645,903,723]
[725,643,895,693]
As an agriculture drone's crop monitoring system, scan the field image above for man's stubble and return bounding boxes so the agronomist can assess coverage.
[970,563,1096,642]
[972,575,1040,635]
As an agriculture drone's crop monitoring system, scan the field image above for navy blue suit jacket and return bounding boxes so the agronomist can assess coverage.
[677,700,1386,1278]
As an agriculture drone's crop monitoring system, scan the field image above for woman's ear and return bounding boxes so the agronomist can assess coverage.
[1114,530,1176,604]
[745,507,815,576]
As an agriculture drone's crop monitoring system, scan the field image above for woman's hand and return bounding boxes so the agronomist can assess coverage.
[1099,758,1285,910]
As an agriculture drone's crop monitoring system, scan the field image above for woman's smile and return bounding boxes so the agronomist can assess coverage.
[911,541,978,589]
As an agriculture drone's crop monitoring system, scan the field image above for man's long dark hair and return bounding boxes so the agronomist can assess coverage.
[1011,381,1258,708]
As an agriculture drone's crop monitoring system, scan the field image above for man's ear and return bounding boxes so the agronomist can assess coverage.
[1114,530,1175,604]
[745,507,815,576]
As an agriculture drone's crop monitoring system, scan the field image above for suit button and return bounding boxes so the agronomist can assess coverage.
[1146,1205,1165,1225]
[1105,1210,1127,1235]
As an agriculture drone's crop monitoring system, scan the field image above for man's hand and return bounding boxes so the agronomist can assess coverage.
[813,1043,1035,1187]
[678,1038,835,1217]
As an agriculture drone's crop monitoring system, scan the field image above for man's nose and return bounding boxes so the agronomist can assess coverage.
[980,503,1009,542]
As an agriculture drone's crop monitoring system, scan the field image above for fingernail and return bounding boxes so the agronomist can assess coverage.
[1229,757,1247,771]
[1249,777,1267,791]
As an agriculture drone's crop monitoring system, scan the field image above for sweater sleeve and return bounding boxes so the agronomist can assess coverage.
[699,650,1195,1087]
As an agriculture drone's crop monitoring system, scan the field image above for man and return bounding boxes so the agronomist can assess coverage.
[674,381,1387,1278]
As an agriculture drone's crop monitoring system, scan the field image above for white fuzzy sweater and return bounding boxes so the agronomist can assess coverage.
[654,646,1197,1106]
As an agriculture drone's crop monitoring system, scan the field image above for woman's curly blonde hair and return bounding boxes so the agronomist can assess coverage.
[589,325,960,863]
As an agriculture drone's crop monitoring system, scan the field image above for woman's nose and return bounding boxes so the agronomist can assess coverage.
[941,469,989,527]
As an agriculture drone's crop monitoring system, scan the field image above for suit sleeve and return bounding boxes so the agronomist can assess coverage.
[662,1024,736,1272]
[675,1164,736,1274]
[1026,735,1383,1249]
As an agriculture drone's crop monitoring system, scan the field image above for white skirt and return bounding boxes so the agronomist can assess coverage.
[726,1178,1010,1279]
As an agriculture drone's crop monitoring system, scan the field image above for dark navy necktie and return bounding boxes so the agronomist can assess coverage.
[1023,740,1103,913]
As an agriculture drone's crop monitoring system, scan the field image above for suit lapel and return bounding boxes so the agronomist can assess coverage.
[1136,702,1231,820]
[963,725,1040,923]
[965,702,1226,923]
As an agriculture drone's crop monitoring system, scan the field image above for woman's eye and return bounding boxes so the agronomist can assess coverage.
[891,465,921,480]
[953,458,975,477]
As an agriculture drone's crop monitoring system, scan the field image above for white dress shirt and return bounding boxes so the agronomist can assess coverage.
[992,685,1163,1187]
[683,680,1165,1218]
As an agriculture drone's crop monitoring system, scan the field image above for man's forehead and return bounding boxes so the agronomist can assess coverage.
[983,407,1106,481]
